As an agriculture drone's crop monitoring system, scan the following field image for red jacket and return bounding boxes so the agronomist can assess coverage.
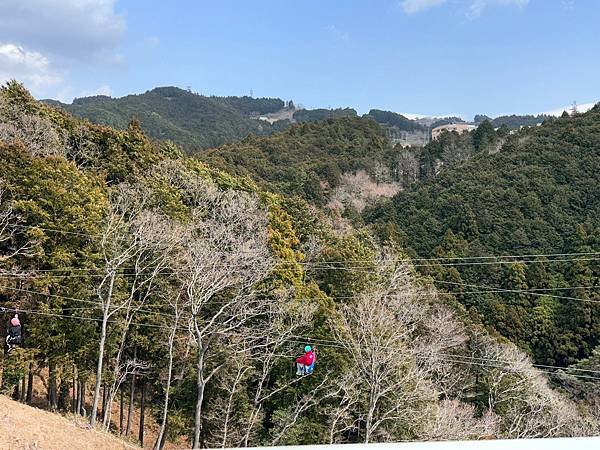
[296,350,316,366]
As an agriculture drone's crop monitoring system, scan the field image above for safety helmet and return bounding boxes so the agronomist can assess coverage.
[10,317,20,327]
[304,345,311,352]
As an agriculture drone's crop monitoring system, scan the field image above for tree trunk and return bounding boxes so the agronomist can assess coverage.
[58,379,69,411]
[155,316,178,449]
[104,312,135,431]
[79,380,86,416]
[90,273,115,427]
[365,394,375,444]
[119,388,124,434]
[193,344,206,449]
[125,376,135,436]
[139,379,146,446]
[72,368,77,414]
[101,384,107,422]
[26,362,33,403]
[20,376,26,402]
[158,420,168,450]
[126,371,136,436]
[90,314,108,425]
[48,362,58,411]
[76,380,82,415]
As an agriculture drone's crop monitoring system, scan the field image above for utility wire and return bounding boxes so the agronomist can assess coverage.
[0,286,184,319]
[3,280,600,314]
[0,255,598,279]
[4,299,600,382]
[2,257,600,273]
[8,223,600,264]
[4,305,600,382]
[433,280,600,303]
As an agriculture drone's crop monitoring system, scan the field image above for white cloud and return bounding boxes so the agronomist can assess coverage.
[327,25,350,42]
[0,43,62,92]
[0,0,126,64]
[401,0,448,14]
[400,0,528,16]
[467,0,529,18]
[0,1,125,99]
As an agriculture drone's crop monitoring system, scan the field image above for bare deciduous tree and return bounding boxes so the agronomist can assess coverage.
[154,288,190,450]
[330,263,436,443]
[91,184,179,427]
[412,304,472,399]
[270,375,333,446]
[237,296,316,447]
[472,332,597,438]
[173,175,273,449]
[204,356,252,448]
[424,399,498,441]
[101,211,187,430]
[66,124,102,168]
[0,183,37,273]
[0,103,64,157]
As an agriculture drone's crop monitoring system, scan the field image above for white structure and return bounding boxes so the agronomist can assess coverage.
[431,123,477,140]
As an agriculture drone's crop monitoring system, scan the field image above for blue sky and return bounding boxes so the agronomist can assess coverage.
[0,0,598,118]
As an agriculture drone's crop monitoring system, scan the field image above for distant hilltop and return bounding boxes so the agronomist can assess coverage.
[42,86,596,152]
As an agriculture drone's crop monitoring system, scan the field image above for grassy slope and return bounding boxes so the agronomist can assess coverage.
[0,395,136,450]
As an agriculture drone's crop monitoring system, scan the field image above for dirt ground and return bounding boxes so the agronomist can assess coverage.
[0,395,138,450]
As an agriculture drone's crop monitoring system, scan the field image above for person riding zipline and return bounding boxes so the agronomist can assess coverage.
[6,313,22,353]
[296,345,316,375]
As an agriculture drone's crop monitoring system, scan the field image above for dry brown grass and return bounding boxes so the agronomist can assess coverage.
[0,395,138,450]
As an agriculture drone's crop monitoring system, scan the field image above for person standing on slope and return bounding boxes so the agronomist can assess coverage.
[296,345,316,375]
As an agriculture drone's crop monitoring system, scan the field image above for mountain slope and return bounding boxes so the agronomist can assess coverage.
[366,106,600,365]
[45,87,284,151]
[3,80,600,446]
[197,116,398,206]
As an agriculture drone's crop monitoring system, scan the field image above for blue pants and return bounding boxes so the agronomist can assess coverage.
[296,362,315,375]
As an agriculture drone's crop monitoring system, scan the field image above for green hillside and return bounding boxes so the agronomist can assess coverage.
[474,113,554,129]
[366,106,600,365]
[2,81,600,446]
[45,86,284,151]
[292,107,358,122]
[198,116,397,205]
[364,109,426,132]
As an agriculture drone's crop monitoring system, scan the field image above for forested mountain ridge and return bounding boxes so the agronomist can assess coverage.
[197,116,399,207]
[44,86,288,151]
[196,114,509,218]
[45,85,564,163]
[366,105,600,366]
[474,113,554,129]
[2,81,600,447]
[364,109,426,132]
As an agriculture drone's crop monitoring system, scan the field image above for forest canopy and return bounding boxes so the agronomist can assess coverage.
[2,81,600,448]
[366,105,600,366]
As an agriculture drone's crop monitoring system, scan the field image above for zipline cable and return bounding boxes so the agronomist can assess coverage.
[4,301,600,382]
[284,336,600,378]
[2,281,600,317]
[5,304,600,382]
